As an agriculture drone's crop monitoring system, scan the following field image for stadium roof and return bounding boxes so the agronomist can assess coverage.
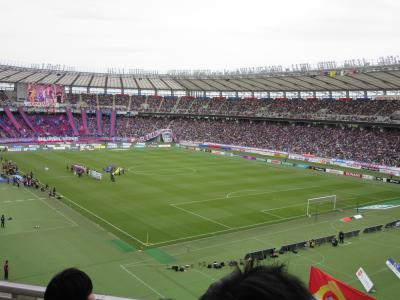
[1,60,400,92]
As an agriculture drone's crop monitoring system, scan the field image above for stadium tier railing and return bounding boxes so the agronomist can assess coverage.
[0,281,136,300]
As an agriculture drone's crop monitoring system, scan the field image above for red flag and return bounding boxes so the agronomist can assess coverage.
[309,266,377,300]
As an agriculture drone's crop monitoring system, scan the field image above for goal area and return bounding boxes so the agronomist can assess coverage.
[306,195,337,217]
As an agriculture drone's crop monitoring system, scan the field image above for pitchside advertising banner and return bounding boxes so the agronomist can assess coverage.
[192,142,400,176]
[356,267,374,293]
[386,258,400,279]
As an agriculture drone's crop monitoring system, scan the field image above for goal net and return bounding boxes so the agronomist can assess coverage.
[306,195,337,217]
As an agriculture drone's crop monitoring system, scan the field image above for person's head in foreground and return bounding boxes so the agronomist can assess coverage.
[44,267,95,300]
[200,261,313,300]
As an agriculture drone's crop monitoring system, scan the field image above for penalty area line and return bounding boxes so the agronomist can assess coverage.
[170,204,232,229]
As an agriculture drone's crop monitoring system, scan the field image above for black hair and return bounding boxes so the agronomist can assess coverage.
[200,261,313,300]
[44,268,93,300]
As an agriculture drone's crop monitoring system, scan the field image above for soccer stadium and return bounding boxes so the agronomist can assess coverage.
[1,1,400,300]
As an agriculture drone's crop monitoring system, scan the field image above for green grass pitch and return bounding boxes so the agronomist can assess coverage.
[1,147,400,299]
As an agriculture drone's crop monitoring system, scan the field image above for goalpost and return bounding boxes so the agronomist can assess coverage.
[306,195,337,217]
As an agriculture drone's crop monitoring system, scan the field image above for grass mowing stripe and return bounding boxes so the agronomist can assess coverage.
[4,148,400,249]
[144,248,176,264]
[111,239,136,252]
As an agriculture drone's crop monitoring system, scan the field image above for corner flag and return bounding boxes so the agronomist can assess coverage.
[309,266,376,300]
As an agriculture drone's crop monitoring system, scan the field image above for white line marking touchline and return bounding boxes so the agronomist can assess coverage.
[0,224,77,236]
[60,193,146,245]
[1,198,42,204]
[24,188,78,227]
[120,265,165,298]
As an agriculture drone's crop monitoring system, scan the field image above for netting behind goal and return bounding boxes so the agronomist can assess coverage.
[306,195,337,217]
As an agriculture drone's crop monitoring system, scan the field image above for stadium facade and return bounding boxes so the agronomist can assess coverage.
[1,56,400,99]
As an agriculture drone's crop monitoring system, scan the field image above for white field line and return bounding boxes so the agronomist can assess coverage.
[127,166,197,176]
[170,204,232,229]
[151,215,301,247]
[24,188,78,227]
[123,263,166,268]
[294,251,354,280]
[21,163,400,250]
[261,202,306,213]
[0,186,13,190]
[151,196,400,247]
[1,198,40,204]
[0,224,77,236]
[123,200,400,270]
[12,217,72,224]
[124,215,343,269]
[59,193,146,245]
[172,185,323,206]
[120,265,165,298]
[261,211,285,219]
[192,268,216,281]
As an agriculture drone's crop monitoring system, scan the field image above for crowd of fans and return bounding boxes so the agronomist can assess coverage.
[27,113,72,137]
[1,108,400,166]
[166,117,400,167]
[114,94,129,109]
[0,90,8,103]
[60,94,400,124]
[81,94,97,108]
[113,115,400,167]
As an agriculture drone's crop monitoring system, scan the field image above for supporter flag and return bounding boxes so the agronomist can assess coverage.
[329,70,337,77]
[309,266,377,300]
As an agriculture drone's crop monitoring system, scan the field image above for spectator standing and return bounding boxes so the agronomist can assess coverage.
[3,260,8,280]
[339,231,344,244]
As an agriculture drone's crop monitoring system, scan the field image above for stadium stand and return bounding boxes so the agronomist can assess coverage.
[1,59,400,168]
[0,109,400,166]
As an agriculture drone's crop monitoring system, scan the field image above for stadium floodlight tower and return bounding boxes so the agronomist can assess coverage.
[306,195,337,218]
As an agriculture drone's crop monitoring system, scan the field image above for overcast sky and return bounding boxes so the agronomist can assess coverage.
[0,0,399,72]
